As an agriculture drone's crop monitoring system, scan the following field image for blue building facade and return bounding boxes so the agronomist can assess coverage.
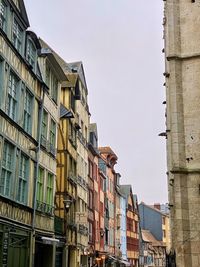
[139,202,163,241]
[120,194,127,260]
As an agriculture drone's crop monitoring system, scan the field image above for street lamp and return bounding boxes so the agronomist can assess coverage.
[63,199,73,213]
[100,229,105,238]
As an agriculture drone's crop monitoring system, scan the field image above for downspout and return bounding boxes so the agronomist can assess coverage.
[31,83,46,267]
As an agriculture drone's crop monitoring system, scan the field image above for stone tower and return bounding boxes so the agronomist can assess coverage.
[164,1,200,266]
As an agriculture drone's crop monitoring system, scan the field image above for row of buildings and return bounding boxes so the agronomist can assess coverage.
[0,1,140,266]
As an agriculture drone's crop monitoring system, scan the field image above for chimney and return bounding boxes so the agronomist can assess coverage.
[154,203,161,210]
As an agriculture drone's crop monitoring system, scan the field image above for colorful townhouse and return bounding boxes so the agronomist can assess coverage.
[0,1,65,266]
[88,123,99,266]
[140,229,166,267]
[120,186,140,267]
[99,147,117,266]
[72,62,90,267]
[98,155,106,266]
[139,202,170,252]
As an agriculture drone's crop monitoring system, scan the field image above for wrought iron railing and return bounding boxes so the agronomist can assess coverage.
[36,200,54,216]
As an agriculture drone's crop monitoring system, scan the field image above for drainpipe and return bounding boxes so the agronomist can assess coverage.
[31,84,46,267]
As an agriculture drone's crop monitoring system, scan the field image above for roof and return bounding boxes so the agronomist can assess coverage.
[68,62,88,93]
[89,123,98,139]
[139,202,167,217]
[119,185,132,206]
[39,43,66,82]
[11,0,30,27]
[142,230,165,247]
[99,147,117,159]
[39,38,71,73]
[60,104,74,119]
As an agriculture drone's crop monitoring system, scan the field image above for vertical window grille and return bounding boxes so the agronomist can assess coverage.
[50,119,56,148]
[0,0,6,31]
[41,110,48,145]
[0,141,14,197]
[37,167,44,203]
[46,173,53,206]
[26,39,36,68]
[18,154,28,203]
[6,72,18,121]
[51,75,58,103]
[12,19,22,52]
[23,89,32,134]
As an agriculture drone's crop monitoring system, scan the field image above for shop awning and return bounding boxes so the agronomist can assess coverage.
[41,236,59,245]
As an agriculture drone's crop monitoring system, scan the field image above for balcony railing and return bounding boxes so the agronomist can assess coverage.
[36,200,54,216]
[68,173,77,184]
[40,136,56,156]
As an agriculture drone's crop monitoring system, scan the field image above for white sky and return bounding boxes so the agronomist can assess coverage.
[24,0,167,204]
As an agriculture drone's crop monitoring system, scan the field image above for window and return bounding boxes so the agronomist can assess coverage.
[162,216,166,225]
[12,19,23,52]
[37,167,44,203]
[0,0,6,32]
[163,230,166,238]
[26,39,36,69]
[0,141,14,197]
[49,119,56,148]
[89,190,93,209]
[46,173,53,206]
[46,65,58,103]
[23,89,32,134]
[46,65,50,87]
[17,154,28,203]
[89,222,93,243]
[105,228,109,245]
[51,75,58,103]
[88,160,93,178]
[41,110,48,145]
[6,72,18,121]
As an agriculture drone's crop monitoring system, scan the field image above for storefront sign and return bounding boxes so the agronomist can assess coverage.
[0,200,32,225]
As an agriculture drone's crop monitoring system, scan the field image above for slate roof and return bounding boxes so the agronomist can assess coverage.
[68,62,88,93]
[38,39,89,94]
[139,202,167,216]
[142,230,165,247]
[119,185,132,207]
[13,0,30,27]
[60,104,74,119]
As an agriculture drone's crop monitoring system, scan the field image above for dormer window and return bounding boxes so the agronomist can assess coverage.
[26,38,36,69]
[0,0,6,32]
[45,64,58,104]
[12,19,23,52]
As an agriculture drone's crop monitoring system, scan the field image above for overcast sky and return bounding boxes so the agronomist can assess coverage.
[24,0,167,204]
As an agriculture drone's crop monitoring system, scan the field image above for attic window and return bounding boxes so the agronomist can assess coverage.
[26,38,36,70]
[12,19,23,53]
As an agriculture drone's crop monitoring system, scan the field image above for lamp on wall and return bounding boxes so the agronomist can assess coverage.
[100,229,105,238]
[63,199,73,213]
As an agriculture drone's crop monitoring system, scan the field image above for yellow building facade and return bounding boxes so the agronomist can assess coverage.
[0,1,65,267]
